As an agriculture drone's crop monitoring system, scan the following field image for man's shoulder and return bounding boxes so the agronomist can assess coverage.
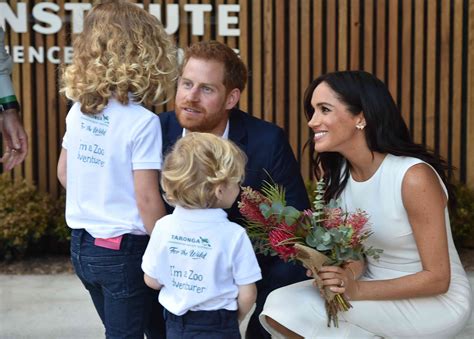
[231,109,284,135]
[158,110,178,124]
[157,111,181,136]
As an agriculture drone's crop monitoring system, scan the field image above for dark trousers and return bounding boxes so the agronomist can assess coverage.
[70,229,161,339]
[245,255,308,339]
[164,309,240,339]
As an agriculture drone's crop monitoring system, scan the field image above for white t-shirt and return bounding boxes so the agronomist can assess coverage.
[62,98,163,238]
[142,206,262,316]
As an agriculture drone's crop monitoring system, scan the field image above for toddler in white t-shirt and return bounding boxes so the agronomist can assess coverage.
[142,132,262,339]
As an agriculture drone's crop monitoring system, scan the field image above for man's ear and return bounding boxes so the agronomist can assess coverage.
[225,89,241,110]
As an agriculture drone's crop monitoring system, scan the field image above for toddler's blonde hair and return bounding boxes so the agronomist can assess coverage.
[61,0,178,114]
[162,133,247,209]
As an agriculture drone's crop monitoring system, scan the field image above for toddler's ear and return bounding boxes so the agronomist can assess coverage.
[214,184,225,202]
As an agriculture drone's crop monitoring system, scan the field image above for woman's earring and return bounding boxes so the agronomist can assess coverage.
[356,123,365,130]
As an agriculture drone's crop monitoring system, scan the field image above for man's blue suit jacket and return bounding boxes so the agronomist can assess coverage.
[159,108,310,223]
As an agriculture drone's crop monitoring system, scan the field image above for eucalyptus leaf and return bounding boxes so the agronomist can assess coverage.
[306,233,319,247]
[316,243,332,251]
[259,203,272,219]
[321,232,332,244]
[272,202,284,214]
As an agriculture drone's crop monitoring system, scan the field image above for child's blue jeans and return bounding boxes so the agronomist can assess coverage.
[164,308,240,339]
[70,228,158,339]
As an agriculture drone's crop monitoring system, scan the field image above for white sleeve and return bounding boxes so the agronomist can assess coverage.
[0,27,16,101]
[132,114,162,170]
[231,230,262,285]
[61,103,80,150]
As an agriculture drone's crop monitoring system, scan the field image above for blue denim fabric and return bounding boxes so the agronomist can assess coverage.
[164,309,240,339]
[70,229,156,339]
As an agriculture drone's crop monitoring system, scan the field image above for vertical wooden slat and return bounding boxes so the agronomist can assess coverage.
[288,0,298,158]
[203,0,212,41]
[400,0,412,123]
[179,0,190,48]
[451,0,463,179]
[338,0,348,70]
[239,0,249,112]
[215,0,226,44]
[308,0,324,179]
[263,0,273,123]
[215,0,226,43]
[300,0,311,179]
[326,0,337,72]
[313,0,323,78]
[46,34,58,197]
[350,0,360,70]
[387,0,398,101]
[252,0,262,119]
[363,0,374,73]
[161,0,175,114]
[57,3,68,145]
[439,0,450,161]
[226,0,238,49]
[413,0,425,144]
[35,33,47,192]
[425,0,437,150]
[467,0,474,186]
[201,0,212,41]
[375,0,386,81]
[190,0,201,44]
[275,0,285,128]
[164,0,176,115]
[20,8,33,183]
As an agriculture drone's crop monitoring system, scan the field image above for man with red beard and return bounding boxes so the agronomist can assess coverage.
[156,41,310,339]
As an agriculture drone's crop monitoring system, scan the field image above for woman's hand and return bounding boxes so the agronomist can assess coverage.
[314,265,360,299]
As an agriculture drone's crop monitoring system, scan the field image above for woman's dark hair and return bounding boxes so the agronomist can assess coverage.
[304,70,454,205]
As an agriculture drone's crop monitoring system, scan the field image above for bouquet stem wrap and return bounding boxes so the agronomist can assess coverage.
[294,243,352,327]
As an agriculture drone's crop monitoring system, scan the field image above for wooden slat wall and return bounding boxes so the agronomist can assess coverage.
[2,0,474,198]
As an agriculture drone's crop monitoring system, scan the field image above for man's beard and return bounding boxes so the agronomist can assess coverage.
[175,104,226,133]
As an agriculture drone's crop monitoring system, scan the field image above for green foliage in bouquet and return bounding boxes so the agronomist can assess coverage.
[0,174,53,260]
[259,183,301,227]
[304,179,383,266]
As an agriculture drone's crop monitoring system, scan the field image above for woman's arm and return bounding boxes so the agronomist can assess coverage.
[237,283,257,322]
[320,163,450,300]
[133,169,167,234]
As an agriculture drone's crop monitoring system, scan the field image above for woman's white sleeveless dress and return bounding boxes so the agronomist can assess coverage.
[260,154,472,338]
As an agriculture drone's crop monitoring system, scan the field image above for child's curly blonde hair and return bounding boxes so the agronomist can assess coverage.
[162,133,247,209]
[61,0,178,114]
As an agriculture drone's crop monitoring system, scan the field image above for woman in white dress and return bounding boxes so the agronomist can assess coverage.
[260,71,472,338]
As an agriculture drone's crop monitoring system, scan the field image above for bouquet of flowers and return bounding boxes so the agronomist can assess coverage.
[238,179,383,327]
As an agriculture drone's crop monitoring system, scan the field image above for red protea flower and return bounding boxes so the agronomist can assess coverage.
[238,186,272,228]
[346,210,369,234]
[268,224,297,261]
[323,207,344,229]
[346,210,369,246]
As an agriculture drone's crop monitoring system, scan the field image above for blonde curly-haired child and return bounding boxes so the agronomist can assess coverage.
[57,1,177,337]
[142,132,262,338]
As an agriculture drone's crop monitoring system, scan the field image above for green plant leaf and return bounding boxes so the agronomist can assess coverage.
[259,203,272,219]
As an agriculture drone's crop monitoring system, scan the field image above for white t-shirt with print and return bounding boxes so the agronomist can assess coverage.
[62,99,162,238]
[142,206,262,316]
